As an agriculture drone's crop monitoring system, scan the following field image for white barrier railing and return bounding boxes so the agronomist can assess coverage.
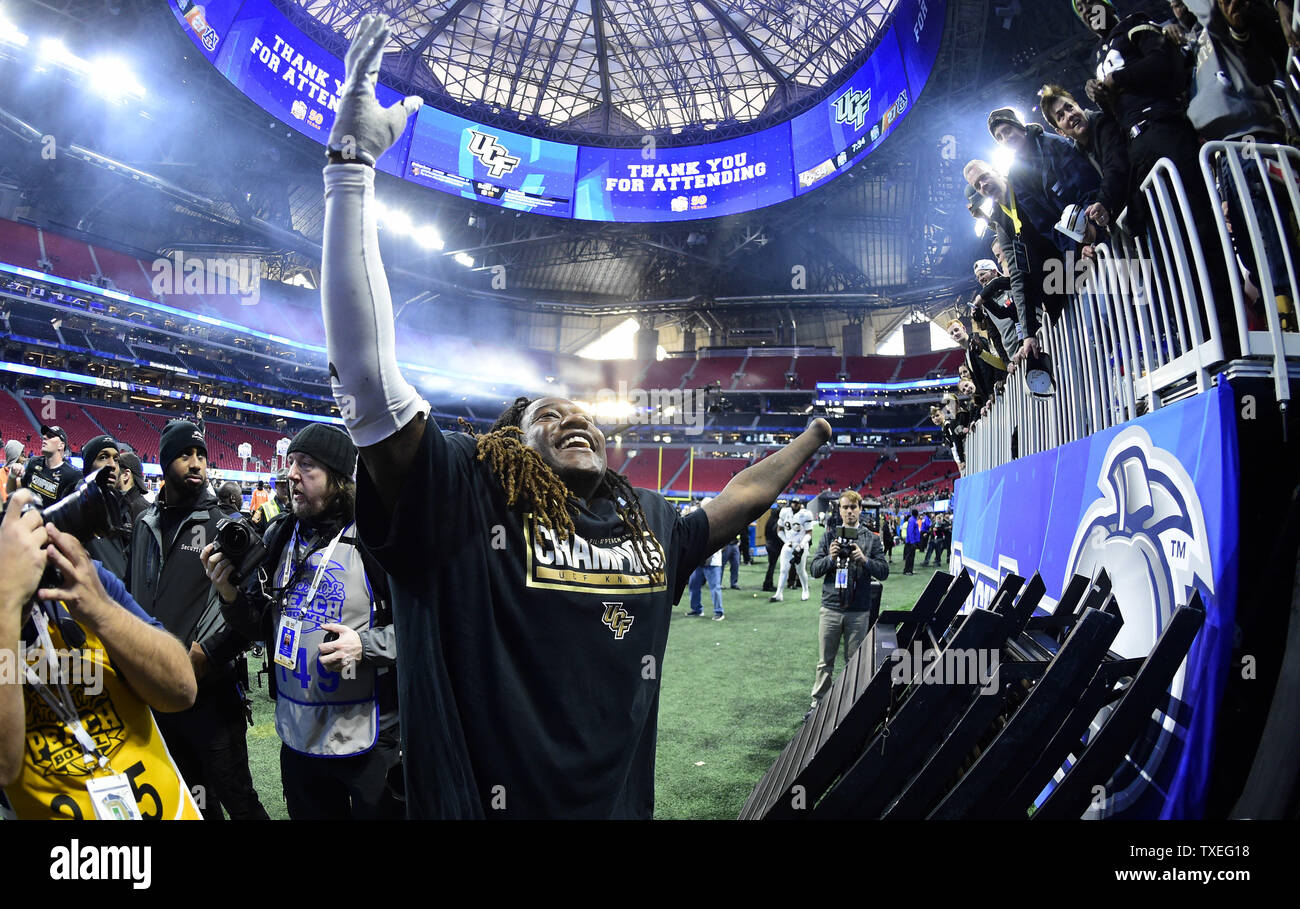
[964,139,1300,476]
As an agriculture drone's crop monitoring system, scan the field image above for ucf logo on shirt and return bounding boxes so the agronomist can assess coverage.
[601,602,635,640]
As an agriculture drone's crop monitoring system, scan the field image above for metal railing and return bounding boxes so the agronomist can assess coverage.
[965,139,1300,476]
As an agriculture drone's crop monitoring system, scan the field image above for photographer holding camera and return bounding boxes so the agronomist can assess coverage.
[202,423,399,820]
[807,490,889,715]
[0,480,200,819]
[79,435,131,580]
[126,421,267,820]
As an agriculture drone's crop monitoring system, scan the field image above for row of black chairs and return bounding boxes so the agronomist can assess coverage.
[740,569,1204,819]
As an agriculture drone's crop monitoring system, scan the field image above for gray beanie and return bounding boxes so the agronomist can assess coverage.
[4,440,22,463]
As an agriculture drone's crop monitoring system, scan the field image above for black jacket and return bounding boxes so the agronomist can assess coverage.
[1007,124,1101,246]
[1072,108,1132,219]
[127,484,247,685]
[763,509,781,554]
[964,334,1007,405]
[1094,14,1192,133]
[809,525,889,612]
[974,275,1020,362]
[122,486,149,523]
[968,182,1060,339]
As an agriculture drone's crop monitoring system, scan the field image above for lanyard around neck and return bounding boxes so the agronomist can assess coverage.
[279,522,349,610]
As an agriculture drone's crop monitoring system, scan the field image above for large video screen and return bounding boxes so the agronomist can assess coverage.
[573,128,793,221]
[789,23,911,196]
[170,0,245,63]
[405,106,578,217]
[171,0,945,221]
[212,0,414,176]
[897,0,945,101]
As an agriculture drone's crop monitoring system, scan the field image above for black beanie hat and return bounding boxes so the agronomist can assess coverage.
[987,107,1026,138]
[287,423,357,479]
[81,435,119,469]
[119,451,145,488]
[159,420,207,470]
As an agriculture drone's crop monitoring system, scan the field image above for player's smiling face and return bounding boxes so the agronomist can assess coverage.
[522,397,607,497]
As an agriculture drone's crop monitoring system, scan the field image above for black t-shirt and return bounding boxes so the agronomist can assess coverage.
[21,457,82,509]
[357,419,710,819]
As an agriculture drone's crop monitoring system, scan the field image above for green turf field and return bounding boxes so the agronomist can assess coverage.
[242,527,948,819]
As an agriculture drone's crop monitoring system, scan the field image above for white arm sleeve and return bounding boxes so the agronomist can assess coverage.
[322,163,429,447]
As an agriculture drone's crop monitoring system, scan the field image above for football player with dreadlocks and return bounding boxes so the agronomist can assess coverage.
[321,15,831,819]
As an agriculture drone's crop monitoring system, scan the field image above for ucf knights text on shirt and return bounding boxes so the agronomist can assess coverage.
[357,421,710,819]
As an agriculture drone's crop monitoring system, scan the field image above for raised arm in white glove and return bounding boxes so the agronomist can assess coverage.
[326,14,422,166]
[322,13,426,458]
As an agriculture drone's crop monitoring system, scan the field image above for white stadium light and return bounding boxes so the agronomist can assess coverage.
[413,225,444,250]
[992,144,1016,176]
[384,209,412,234]
[92,58,147,100]
[974,196,993,236]
[454,252,475,268]
[0,17,28,46]
[41,38,89,72]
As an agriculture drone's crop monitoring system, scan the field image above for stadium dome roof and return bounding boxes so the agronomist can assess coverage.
[284,0,902,138]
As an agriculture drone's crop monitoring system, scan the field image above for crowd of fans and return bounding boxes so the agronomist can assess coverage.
[940,0,1300,470]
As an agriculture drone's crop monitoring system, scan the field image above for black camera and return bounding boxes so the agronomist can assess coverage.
[212,512,268,585]
[837,525,860,542]
[22,468,125,589]
[23,467,122,542]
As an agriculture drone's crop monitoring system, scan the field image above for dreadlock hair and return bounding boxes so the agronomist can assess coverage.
[462,396,666,585]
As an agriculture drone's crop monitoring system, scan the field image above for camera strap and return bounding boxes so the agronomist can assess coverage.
[24,603,111,774]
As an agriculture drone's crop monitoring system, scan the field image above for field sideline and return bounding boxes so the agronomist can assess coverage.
[239,527,947,819]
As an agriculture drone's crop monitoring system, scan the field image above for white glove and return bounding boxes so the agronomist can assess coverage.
[327,14,422,166]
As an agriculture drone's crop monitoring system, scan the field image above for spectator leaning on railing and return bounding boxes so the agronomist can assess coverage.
[947,317,1007,412]
[963,162,1056,370]
[1075,0,1236,348]
[987,107,1102,253]
[1037,84,1131,235]
[1188,0,1297,330]
[972,258,1021,365]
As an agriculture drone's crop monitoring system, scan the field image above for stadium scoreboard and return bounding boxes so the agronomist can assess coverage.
[170,0,944,221]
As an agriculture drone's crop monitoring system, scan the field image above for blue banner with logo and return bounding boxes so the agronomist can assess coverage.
[951,381,1240,819]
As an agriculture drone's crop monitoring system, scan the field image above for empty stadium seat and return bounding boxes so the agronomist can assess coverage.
[670,456,749,495]
[843,356,899,383]
[893,352,949,381]
[90,245,158,300]
[0,218,44,270]
[39,232,99,286]
[639,358,694,391]
[21,396,104,451]
[686,356,743,389]
[791,356,843,388]
[733,356,793,390]
[619,448,688,492]
[800,451,878,494]
[0,391,39,453]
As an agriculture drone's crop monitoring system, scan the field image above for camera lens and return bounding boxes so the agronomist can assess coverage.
[39,468,117,541]
[217,520,251,555]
